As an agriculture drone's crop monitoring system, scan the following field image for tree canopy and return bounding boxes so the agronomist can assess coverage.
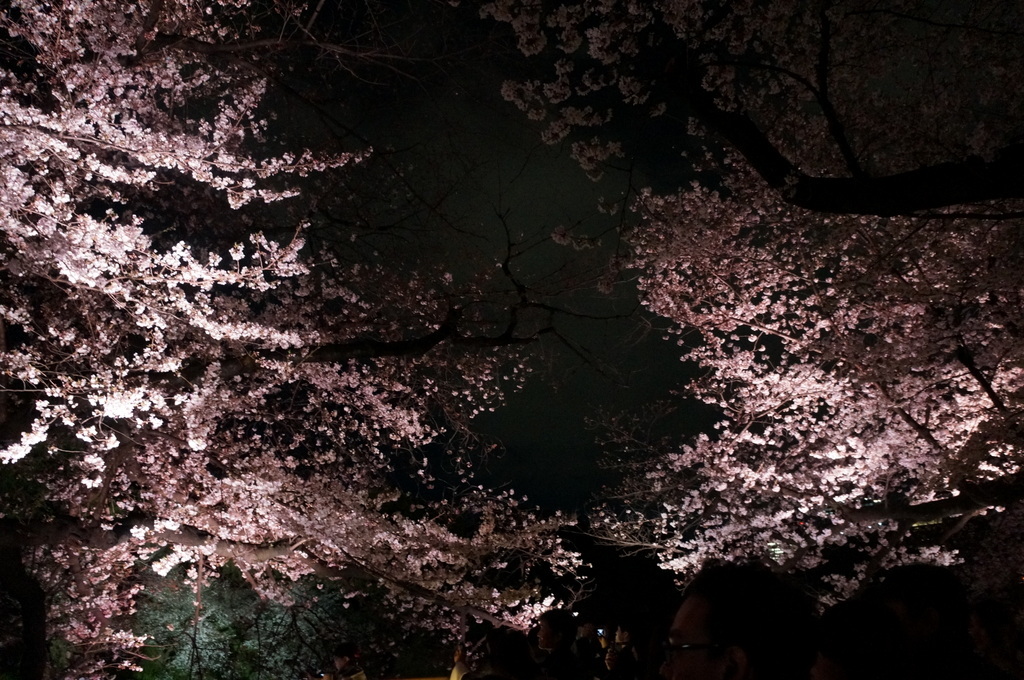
[4,0,1024,676]
[0,1,590,676]
[487,0,1024,596]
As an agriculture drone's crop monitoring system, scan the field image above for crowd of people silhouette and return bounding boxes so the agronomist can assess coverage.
[449,561,1022,680]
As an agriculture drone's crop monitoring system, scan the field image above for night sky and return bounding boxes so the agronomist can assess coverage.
[344,62,708,513]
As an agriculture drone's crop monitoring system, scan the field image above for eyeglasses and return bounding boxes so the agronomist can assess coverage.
[662,641,724,659]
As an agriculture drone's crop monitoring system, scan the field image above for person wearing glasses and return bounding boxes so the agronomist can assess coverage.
[661,562,815,680]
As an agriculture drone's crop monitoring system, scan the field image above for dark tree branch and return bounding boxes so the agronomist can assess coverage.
[871,380,947,453]
[162,302,551,386]
[844,495,986,523]
[134,0,166,55]
[815,1,864,178]
[135,33,419,80]
[844,9,1024,38]
[328,549,527,630]
[786,147,1024,215]
[681,60,1024,215]
[298,306,465,365]
[843,477,1022,524]
[939,508,985,543]
[955,342,1008,412]
[918,210,1024,220]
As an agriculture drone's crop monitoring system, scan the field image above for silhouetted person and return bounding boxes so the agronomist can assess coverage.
[538,609,584,680]
[867,563,1012,680]
[573,619,606,680]
[319,643,367,680]
[660,561,815,680]
[971,599,1024,679]
[467,628,540,680]
[811,598,907,680]
[604,624,639,680]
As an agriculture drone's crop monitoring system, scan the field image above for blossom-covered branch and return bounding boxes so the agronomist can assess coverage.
[0,2,581,676]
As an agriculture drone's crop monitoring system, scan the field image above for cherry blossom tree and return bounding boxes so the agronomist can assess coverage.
[594,156,1024,592]
[485,0,1024,593]
[0,2,584,676]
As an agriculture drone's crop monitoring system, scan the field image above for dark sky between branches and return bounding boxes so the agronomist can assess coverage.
[356,78,703,512]
[373,65,705,512]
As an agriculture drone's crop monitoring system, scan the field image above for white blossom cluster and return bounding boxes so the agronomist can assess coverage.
[597,153,1024,592]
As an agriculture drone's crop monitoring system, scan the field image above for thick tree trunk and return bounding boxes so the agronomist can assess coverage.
[0,546,47,680]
